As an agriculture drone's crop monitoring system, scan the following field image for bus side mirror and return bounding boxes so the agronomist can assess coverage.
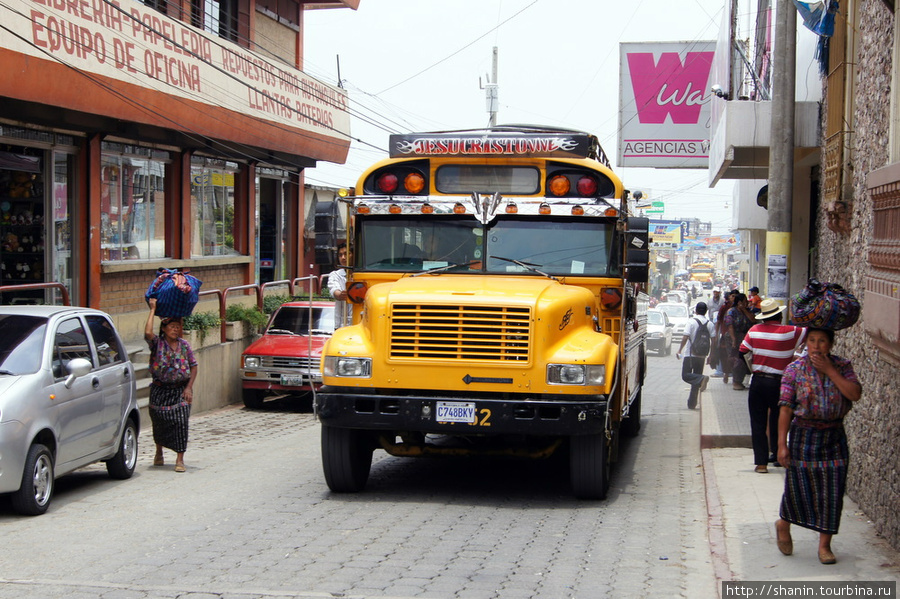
[624,217,649,284]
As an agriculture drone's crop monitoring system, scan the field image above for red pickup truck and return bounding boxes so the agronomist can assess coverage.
[239,301,335,409]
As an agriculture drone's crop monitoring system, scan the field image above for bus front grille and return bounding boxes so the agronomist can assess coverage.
[390,304,531,361]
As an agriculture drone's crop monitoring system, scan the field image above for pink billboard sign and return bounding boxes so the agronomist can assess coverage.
[618,41,716,168]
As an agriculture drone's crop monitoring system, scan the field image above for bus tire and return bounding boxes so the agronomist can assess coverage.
[321,425,372,493]
[621,390,642,438]
[570,432,610,500]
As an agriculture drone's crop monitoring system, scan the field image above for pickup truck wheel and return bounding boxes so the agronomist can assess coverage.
[321,425,372,493]
[570,432,610,500]
[11,443,54,515]
[621,390,642,438]
[242,389,266,409]
[106,417,139,479]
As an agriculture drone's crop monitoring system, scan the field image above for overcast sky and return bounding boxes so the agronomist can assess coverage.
[301,0,735,234]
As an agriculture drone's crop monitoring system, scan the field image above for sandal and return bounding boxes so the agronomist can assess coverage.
[819,548,836,564]
[174,463,186,473]
[153,456,164,466]
[755,465,768,473]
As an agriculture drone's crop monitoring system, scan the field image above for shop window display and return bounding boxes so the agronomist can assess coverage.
[0,153,45,302]
[191,163,239,257]
[100,154,167,261]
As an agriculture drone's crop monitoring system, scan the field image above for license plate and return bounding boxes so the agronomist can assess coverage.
[436,401,476,424]
[280,374,305,386]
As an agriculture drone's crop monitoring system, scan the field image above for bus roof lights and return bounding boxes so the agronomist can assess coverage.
[505,202,518,214]
[421,203,434,214]
[389,204,402,214]
[539,203,552,215]
[576,175,599,197]
[357,204,370,214]
[571,205,584,216]
[453,203,467,214]
[376,172,399,194]
[548,175,571,197]
[404,172,426,194]
[604,207,618,217]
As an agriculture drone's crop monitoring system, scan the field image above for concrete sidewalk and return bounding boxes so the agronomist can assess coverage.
[698,373,900,589]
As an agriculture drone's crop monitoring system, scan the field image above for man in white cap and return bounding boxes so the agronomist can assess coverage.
[739,299,807,473]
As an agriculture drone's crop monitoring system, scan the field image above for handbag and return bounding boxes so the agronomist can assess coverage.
[145,269,202,318]
[788,278,859,330]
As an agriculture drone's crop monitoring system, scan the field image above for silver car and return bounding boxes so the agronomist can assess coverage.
[657,302,691,344]
[0,306,139,515]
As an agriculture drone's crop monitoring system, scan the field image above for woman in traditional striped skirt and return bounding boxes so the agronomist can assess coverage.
[774,328,861,564]
[145,298,198,472]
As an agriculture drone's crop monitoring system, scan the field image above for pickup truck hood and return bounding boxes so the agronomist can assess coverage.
[242,334,328,357]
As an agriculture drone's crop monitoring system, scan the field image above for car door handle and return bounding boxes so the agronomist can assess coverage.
[123,368,131,380]
[92,377,101,389]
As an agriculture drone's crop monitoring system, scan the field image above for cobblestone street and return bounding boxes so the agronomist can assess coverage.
[0,356,716,598]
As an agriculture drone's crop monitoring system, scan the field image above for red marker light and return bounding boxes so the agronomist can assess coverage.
[376,172,399,193]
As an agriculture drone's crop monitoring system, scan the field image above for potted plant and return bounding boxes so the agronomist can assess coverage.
[224,303,269,340]
[183,310,222,348]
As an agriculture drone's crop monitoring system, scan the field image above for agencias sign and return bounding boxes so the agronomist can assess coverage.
[618,41,716,169]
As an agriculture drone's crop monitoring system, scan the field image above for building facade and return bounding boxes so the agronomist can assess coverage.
[0,0,356,333]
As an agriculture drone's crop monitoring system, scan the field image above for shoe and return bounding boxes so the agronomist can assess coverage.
[755,465,768,473]
[768,453,777,463]
[699,376,709,393]
[723,374,729,383]
[773,461,783,467]
[818,548,836,564]
[710,371,724,378]
[174,463,186,473]
[775,520,793,556]
[153,456,164,466]
[687,395,698,410]
[733,383,747,390]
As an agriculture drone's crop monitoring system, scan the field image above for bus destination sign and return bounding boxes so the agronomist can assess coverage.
[389,132,593,159]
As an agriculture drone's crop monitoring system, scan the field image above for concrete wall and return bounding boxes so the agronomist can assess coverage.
[815,0,900,551]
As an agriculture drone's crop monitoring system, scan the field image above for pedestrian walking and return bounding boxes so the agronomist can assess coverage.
[145,298,198,472]
[724,292,754,390]
[676,301,715,410]
[739,299,807,473]
[707,287,726,377]
[774,327,862,565]
[716,290,737,383]
[327,242,351,328]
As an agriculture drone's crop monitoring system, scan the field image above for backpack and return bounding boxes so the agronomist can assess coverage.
[691,317,711,356]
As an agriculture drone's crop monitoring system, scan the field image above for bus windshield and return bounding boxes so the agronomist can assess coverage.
[357,215,618,276]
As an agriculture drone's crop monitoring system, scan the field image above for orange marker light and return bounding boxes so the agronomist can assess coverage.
[539,203,552,215]
[422,203,434,214]
[571,205,584,216]
[389,204,402,214]
[548,175,571,196]
[357,204,370,214]
[453,203,466,214]
[404,173,426,194]
[505,203,518,214]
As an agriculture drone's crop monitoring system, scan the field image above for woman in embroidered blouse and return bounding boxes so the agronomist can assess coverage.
[774,328,861,565]
[724,293,755,390]
[145,298,198,472]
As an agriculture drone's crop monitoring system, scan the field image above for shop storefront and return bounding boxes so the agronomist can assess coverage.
[0,0,353,323]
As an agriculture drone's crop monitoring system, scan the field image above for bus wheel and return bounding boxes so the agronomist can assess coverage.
[321,425,373,493]
[570,432,610,500]
[621,390,642,438]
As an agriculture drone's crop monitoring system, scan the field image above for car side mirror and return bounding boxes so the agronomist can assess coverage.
[666,322,674,328]
[65,357,93,389]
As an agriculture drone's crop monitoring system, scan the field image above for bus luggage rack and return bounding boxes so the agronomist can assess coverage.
[390,304,531,361]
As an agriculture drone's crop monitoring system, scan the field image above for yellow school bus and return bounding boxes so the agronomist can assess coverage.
[316,125,649,499]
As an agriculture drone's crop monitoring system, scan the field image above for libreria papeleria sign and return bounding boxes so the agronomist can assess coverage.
[617,41,716,169]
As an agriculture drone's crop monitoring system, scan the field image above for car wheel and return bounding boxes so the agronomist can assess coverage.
[242,389,266,409]
[621,390,642,438]
[11,443,54,516]
[321,425,373,493]
[570,432,610,500]
[107,417,138,479]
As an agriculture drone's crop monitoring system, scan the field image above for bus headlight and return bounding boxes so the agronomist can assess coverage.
[324,356,372,378]
[546,364,605,386]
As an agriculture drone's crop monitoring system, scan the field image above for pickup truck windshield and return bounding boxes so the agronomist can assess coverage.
[357,215,618,276]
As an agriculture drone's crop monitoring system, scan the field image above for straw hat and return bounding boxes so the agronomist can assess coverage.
[756,298,786,320]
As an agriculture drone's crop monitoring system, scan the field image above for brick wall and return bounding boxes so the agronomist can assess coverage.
[815,0,900,551]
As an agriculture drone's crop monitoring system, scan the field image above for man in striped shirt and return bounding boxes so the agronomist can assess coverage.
[739,298,807,473]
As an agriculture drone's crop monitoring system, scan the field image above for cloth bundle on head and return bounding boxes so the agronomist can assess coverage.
[788,278,859,330]
[145,269,202,318]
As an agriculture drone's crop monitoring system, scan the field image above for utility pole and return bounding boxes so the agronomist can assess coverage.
[481,47,499,127]
[766,0,796,301]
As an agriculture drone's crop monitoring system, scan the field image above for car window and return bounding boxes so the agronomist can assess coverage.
[86,315,125,366]
[0,315,47,375]
[647,311,664,325]
[658,304,688,318]
[52,317,94,378]
[269,307,335,335]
